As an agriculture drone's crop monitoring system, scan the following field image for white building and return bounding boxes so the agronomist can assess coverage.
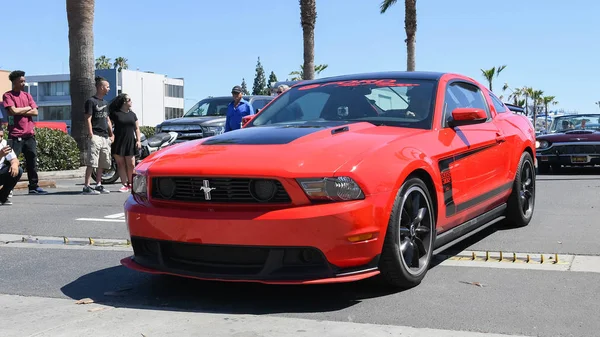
[25,68,184,129]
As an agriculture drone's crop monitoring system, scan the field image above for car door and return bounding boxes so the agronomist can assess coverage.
[438,80,507,224]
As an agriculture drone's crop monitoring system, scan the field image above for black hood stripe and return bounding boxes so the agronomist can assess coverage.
[202,126,330,145]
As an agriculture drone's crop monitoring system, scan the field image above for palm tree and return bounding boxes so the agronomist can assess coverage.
[299,0,316,80]
[528,89,543,130]
[480,65,506,92]
[95,55,112,70]
[542,95,558,130]
[380,0,417,71]
[521,86,531,117]
[503,84,524,107]
[113,57,129,72]
[66,0,96,154]
[289,64,328,81]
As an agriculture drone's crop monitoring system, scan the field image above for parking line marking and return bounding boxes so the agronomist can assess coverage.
[104,212,125,219]
[75,218,125,223]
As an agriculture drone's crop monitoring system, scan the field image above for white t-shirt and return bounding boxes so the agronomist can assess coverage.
[0,139,17,170]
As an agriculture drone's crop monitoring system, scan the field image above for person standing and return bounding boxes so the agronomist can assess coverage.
[0,126,23,205]
[82,76,114,195]
[2,70,47,194]
[108,93,141,193]
[224,85,254,132]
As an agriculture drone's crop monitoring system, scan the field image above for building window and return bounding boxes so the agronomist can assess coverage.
[40,106,72,120]
[165,107,184,120]
[164,84,184,98]
[42,81,70,96]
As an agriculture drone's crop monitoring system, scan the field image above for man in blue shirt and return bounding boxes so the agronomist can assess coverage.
[224,85,254,132]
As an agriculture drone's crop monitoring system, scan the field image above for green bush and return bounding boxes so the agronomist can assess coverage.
[18,127,80,171]
[140,126,156,138]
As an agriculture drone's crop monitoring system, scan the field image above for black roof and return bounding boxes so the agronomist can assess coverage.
[200,95,274,101]
[504,103,524,113]
[295,71,446,85]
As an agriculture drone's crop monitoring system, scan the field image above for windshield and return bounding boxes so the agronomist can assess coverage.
[183,98,232,117]
[549,114,600,133]
[249,78,437,129]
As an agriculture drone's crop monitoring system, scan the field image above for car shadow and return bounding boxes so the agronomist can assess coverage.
[60,222,501,315]
[60,265,406,314]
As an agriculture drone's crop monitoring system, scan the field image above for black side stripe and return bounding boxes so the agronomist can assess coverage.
[437,143,504,217]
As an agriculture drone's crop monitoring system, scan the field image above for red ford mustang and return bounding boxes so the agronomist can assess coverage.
[121,71,537,288]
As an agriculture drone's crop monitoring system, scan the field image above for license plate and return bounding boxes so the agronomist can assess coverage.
[571,156,588,163]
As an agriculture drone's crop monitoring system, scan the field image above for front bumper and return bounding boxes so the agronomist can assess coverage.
[536,141,600,166]
[122,193,389,284]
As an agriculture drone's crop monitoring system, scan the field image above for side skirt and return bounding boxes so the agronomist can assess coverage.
[432,203,506,256]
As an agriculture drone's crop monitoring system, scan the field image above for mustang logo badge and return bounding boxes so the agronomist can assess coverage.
[199,180,216,200]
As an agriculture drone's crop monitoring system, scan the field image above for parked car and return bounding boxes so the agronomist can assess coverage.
[1,121,68,133]
[155,95,274,142]
[535,113,600,173]
[121,71,536,289]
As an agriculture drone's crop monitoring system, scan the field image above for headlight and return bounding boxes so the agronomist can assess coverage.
[132,172,148,199]
[202,126,224,135]
[297,177,365,201]
[536,140,550,149]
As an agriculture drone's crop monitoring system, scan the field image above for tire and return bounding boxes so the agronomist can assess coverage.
[91,158,120,185]
[504,151,535,228]
[379,177,436,289]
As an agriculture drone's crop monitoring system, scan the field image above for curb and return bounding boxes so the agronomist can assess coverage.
[19,167,86,182]
[14,180,57,190]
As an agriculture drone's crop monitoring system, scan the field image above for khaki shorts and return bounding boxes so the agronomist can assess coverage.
[85,135,112,169]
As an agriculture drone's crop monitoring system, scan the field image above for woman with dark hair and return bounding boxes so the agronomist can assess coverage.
[109,93,141,193]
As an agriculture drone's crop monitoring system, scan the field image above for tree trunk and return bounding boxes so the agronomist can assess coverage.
[405,0,417,71]
[544,103,549,131]
[300,0,316,80]
[66,0,96,159]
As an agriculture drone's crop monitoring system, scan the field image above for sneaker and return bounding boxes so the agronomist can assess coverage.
[8,190,13,198]
[29,187,48,194]
[95,185,110,194]
[119,185,130,193]
[83,185,101,195]
[1,200,12,206]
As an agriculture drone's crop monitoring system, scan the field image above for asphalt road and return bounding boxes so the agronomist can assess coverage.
[1,171,599,337]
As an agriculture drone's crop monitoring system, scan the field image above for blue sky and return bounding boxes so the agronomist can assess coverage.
[2,0,599,113]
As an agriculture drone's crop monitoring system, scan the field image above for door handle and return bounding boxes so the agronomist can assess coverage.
[496,132,506,143]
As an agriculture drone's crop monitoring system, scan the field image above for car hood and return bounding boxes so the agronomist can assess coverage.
[159,116,226,126]
[537,130,600,142]
[143,122,426,177]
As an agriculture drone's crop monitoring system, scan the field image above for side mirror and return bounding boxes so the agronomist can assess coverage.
[447,108,487,127]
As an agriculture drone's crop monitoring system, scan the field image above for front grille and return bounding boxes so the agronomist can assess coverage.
[541,145,600,155]
[151,177,291,203]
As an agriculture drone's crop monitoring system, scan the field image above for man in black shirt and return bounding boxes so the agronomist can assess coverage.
[82,76,114,195]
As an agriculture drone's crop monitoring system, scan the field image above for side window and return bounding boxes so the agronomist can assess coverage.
[489,93,507,113]
[442,81,490,127]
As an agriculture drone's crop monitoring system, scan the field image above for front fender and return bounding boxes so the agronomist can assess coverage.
[335,144,442,232]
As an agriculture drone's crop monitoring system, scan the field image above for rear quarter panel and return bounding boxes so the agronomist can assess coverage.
[490,107,536,180]
[481,87,535,180]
